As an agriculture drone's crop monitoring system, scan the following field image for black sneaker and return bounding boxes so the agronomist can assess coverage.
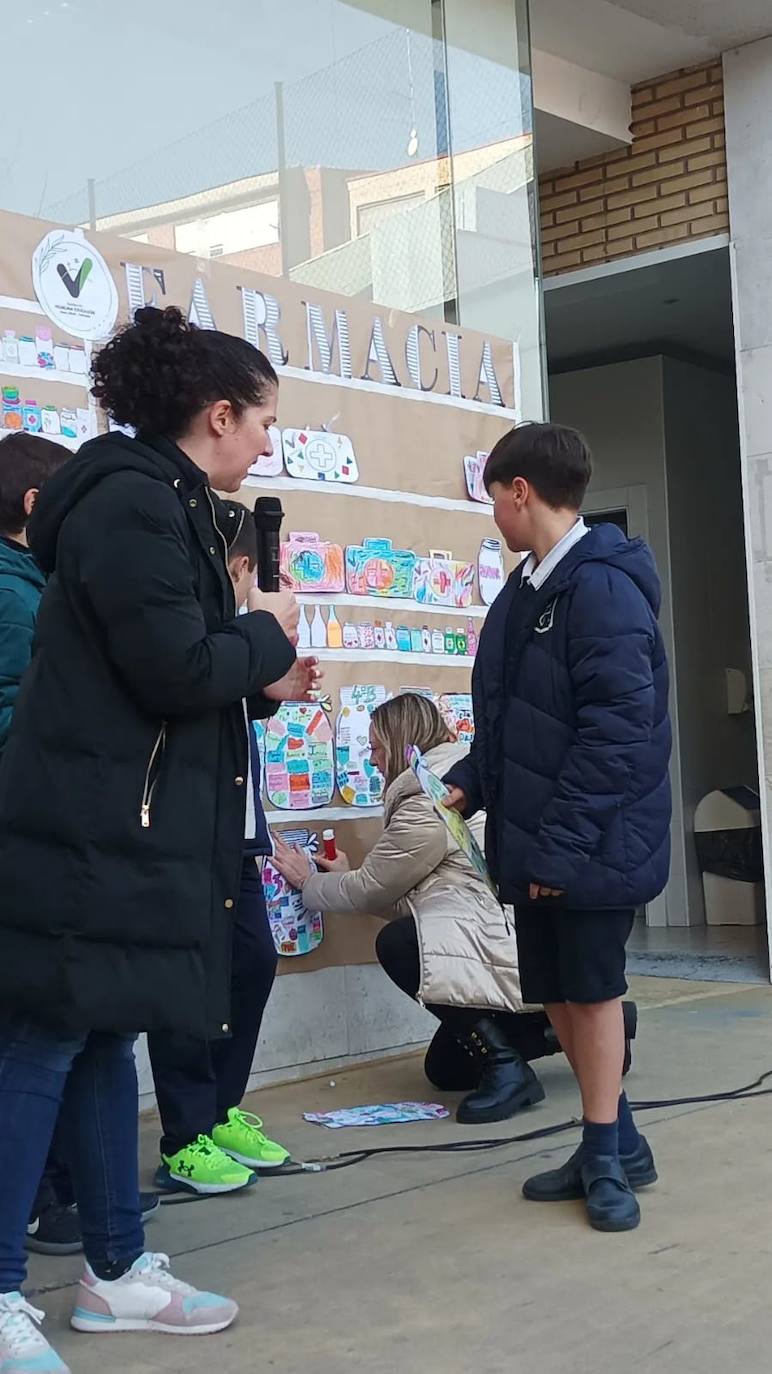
[522,1135,657,1203]
[27,1193,161,1255]
[26,1202,82,1256]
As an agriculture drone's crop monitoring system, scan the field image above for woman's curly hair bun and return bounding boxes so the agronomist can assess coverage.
[91,305,277,439]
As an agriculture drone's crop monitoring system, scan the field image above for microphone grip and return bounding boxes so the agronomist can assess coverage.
[256,531,281,593]
[253,498,284,594]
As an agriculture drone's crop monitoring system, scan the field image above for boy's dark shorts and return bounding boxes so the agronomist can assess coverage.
[514,904,635,1004]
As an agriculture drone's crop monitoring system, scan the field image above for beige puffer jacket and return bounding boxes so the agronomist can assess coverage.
[302,741,523,1013]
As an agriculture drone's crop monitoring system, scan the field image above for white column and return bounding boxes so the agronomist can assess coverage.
[724,36,772,972]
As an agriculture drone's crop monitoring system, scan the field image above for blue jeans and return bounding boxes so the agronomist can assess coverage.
[0,1018,144,1292]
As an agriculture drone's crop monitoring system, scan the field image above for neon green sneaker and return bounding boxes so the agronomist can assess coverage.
[157,1134,257,1195]
[212,1109,290,1170]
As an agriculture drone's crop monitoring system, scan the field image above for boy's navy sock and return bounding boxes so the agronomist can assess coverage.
[617,1092,641,1155]
[582,1118,618,1157]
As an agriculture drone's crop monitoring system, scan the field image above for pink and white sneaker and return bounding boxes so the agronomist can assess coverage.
[70,1252,238,1336]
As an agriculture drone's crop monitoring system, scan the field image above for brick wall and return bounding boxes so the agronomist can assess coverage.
[539,62,728,276]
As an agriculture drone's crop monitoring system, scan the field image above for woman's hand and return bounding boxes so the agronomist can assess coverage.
[442,785,467,812]
[263,656,322,703]
[316,850,350,874]
[271,832,315,888]
[247,587,300,646]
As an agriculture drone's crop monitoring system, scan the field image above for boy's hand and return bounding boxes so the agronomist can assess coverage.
[529,884,565,900]
[443,786,467,813]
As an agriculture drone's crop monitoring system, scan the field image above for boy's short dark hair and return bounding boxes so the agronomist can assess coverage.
[0,433,70,535]
[484,422,592,511]
[222,499,257,568]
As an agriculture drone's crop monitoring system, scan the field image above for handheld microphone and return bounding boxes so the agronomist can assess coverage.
[253,496,284,593]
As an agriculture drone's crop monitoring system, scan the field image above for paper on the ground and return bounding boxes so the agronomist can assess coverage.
[303,1102,450,1129]
[407,745,497,894]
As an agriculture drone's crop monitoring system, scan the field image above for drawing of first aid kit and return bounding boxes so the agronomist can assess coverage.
[283,428,359,484]
[413,550,475,608]
[345,538,417,599]
[280,531,345,593]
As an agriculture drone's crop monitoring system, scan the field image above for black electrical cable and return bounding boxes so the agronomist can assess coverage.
[298,1068,772,1174]
[157,1070,772,1197]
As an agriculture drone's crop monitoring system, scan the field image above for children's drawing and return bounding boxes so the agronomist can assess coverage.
[408,746,496,894]
[280,532,345,593]
[478,538,505,606]
[248,425,283,478]
[413,550,475,608]
[264,702,335,810]
[263,828,324,957]
[283,428,359,484]
[303,1103,450,1129]
[346,538,416,598]
[439,693,475,744]
[463,451,493,505]
[336,685,388,806]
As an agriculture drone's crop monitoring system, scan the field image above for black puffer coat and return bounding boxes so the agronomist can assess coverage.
[0,433,295,1038]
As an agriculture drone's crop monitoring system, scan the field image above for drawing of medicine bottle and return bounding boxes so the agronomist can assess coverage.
[374,620,386,650]
[384,622,397,651]
[432,626,445,655]
[327,606,343,649]
[297,606,312,650]
[466,619,479,657]
[343,622,359,648]
[478,538,505,606]
[310,606,327,649]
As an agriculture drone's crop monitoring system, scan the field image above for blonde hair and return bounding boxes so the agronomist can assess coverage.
[370,693,452,788]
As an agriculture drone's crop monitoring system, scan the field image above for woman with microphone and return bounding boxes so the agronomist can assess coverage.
[0,306,318,1371]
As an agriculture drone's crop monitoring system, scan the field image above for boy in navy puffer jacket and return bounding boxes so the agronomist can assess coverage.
[445,422,671,1233]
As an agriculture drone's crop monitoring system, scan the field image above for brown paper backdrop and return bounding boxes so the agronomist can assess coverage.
[0,209,523,973]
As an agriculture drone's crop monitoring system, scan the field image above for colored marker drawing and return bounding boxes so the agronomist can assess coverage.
[407,746,496,894]
[283,428,359,484]
[413,552,475,608]
[263,828,324,956]
[336,685,387,806]
[345,538,416,598]
[463,451,493,505]
[264,702,335,810]
[280,531,345,593]
[438,693,475,744]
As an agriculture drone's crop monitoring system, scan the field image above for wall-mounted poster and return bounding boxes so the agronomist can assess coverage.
[0,205,537,980]
[413,551,475,609]
[346,538,416,599]
[283,428,359,484]
[280,531,345,593]
[336,685,388,806]
[263,829,324,957]
[263,702,335,810]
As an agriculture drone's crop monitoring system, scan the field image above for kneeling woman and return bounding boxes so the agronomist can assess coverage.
[273,694,555,1124]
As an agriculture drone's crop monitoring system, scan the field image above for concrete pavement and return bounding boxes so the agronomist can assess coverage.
[28,975,772,1374]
